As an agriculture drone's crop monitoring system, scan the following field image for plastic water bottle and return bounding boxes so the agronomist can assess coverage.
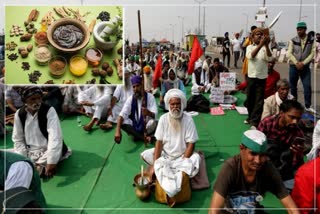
[77,116,82,127]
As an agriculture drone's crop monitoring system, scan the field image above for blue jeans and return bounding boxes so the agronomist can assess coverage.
[289,65,311,108]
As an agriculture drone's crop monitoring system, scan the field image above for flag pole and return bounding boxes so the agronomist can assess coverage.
[137,10,147,146]
[138,10,144,83]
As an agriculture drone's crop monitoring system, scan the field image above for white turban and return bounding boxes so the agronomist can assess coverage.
[194,60,203,70]
[164,88,187,111]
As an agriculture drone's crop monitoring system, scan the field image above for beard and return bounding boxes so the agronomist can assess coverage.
[134,91,142,99]
[26,102,41,112]
[168,108,182,131]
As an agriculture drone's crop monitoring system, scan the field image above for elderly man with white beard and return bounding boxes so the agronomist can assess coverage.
[141,89,201,200]
[12,87,70,178]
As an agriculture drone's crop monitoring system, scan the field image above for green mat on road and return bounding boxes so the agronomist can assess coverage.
[4,89,283,213]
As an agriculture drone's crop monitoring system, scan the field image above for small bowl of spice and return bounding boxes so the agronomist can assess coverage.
[34,31,49,45]
[49,55,67,78]
[34,44,52,65]
[85,47,103,67]
[69,55,88,76]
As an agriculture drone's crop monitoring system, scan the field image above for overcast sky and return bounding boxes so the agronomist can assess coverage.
[1,0,319,43]
[124,0,319,43]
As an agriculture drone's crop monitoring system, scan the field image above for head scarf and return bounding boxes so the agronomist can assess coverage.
[252,28,264,36]
[21,86,43,102]
[164,88,187,112]
[241,130,267,153]
[168,68,177,81]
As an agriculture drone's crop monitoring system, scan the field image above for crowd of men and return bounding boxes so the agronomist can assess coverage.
[1,21,320,213]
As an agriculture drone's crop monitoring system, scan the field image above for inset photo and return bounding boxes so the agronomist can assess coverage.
[5,5,123,85]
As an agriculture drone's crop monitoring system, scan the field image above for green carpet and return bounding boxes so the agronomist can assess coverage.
[4,88,284,213]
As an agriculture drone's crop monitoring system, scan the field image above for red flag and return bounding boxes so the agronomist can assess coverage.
[152,53,162,88]
[187,36,204,75]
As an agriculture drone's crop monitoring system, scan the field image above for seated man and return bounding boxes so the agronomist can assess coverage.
[12,86,70,178]
[100,69,133,130]
[5,86,24,115]
[209,130,299,214]
[141,89,200,200]
[0,151,46,210]
[78,86,112,131]
[264,57,281,99]
[209,58,229,87]
[258,100,304,189]
[191,61,211,95]
[62,85,85,116]
[143,65,154,94]
[202,56,212,75]
[126,56,140,75]
[42,86,64,114]
[175,59,190,86]
[261,79,294,120]
[160,60,170,82]
[114,75,157,144]
[159,68,185,109]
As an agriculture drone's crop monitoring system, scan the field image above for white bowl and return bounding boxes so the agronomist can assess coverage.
[93,21,118,51]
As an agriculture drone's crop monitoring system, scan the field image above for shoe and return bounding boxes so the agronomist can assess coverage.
[305,107,316,114]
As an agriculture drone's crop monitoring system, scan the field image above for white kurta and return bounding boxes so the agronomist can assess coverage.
[107,85,133,123]
[156,112,198,158]
[126,63,140,75]
[12,106,63,165]
[191,71,211,95]
[63,86,83,111]
[78,86,112,120]
[119,93,157,126]
[141,112,200,197]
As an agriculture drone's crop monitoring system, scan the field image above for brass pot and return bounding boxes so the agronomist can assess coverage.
[133,173,152,201]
